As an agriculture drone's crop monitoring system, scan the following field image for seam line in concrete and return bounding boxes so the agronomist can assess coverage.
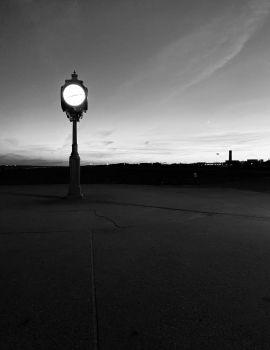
[90,230,99,350]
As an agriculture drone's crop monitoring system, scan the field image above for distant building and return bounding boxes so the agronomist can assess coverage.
[246,159,262,166]
[224,160,241,167]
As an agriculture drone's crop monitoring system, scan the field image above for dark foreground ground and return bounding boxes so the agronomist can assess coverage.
[1,173,270,349]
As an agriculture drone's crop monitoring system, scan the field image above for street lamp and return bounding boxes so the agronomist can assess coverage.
[61,71,88,199]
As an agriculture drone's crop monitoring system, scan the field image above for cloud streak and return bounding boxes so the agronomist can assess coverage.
[96,130,114,138]
[4,138,20,147]
[197,131,269,145]
[109,0,270,110]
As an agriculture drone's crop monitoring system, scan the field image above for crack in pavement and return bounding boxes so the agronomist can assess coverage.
[91,200,270,221]
[93,210,122,228]
[8,201,269,221]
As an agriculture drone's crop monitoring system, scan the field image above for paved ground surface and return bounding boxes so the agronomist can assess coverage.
[1,184,270,350]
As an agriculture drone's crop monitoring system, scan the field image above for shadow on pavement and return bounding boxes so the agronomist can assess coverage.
[0,191,65,200]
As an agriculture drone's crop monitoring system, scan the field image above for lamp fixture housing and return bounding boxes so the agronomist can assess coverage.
[61,71,88,117]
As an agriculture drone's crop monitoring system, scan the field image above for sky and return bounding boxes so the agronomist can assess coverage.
[1,0,270,165]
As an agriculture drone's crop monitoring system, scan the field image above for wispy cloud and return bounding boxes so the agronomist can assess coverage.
[196,130,269,147]
[56,133,72,151]
[102,141,114,146]
[96,130,114,138]
[109,0,270,110]
[163,0,270,95]
[4,138,19,147]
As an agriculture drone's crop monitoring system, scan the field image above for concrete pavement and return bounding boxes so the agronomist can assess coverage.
[1,184,270,349]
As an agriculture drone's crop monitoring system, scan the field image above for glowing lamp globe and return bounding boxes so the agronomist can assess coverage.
[63,84,86,107]
[60,71,88,117]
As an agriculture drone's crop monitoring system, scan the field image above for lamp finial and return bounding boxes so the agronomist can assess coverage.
[71,70,78,80]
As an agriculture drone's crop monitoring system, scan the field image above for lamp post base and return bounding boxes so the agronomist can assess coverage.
[66,194,83,199]
[66,184,83,199]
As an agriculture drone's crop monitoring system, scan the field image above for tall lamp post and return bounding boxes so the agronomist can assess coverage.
[61,71,88,199]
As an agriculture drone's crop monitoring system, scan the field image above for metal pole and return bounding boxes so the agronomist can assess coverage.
[73,120,77,147]
[67,117,83,199]
[71,120,78,156]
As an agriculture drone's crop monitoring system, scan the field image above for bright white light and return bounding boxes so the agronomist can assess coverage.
[63,84,86,106]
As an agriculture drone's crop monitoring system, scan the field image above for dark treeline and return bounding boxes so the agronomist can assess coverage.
[1,163,270,189]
